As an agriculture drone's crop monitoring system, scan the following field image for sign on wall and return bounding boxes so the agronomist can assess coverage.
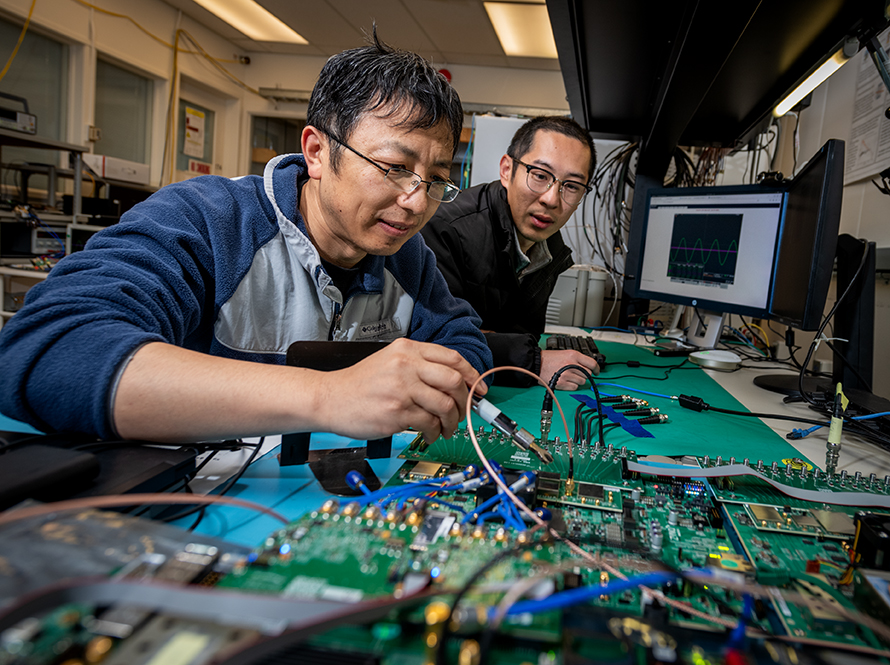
[846,28,890,184]
[177,99,214,174]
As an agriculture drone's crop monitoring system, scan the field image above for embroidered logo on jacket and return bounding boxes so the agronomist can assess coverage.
[356,318,402,340]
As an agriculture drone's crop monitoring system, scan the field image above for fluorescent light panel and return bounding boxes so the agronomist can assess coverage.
[192,0,308,44]
[774,49,849,117]
[484,2,558,59]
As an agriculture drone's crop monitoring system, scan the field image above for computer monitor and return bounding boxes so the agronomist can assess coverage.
[626,139,844,350]
[767,139,844,330]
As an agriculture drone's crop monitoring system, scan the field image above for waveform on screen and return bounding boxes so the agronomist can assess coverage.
[669,238,739,265]
[667,213,742,285]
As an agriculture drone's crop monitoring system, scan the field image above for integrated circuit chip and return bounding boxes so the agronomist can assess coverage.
[409,461,443,481]
[579,483,605,499]
[410,512,455,551]
[749,505,782,523]
[812,510,856,536]
[538,478,560,494]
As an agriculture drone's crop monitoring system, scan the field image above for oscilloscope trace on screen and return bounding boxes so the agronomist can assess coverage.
[667,213,742,287]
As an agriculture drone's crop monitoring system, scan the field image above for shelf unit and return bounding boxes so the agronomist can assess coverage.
[0,130,89,329]
[0,128,88,222]
[0,266,49,328]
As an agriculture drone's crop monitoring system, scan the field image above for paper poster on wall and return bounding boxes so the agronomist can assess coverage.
[845,29,890,184]
[184,107,205,159]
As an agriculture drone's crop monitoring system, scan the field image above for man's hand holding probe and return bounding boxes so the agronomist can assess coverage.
[316,338,486,444]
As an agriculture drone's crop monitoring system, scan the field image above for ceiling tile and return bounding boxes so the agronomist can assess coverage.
[407,0,504,56]
[327,0,440,55]
[163,0,558,68]
[257,0,365,48]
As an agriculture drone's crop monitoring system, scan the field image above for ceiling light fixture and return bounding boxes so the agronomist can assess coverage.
[774,40,858,117]
[191,0,308,44]
[484,2,558,59]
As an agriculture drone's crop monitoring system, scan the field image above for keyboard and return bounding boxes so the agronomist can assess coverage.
[545,334,606,367]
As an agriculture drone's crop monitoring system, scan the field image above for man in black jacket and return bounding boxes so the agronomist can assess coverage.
[421,116,599,389]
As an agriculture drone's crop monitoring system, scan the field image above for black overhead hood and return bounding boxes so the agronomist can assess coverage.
[547,0,889,178]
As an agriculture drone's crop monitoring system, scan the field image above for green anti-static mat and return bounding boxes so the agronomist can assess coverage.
[475,340,812,467]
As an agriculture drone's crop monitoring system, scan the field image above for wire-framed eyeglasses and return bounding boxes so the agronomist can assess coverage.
[327,133,460,203]
[511,156,591,205]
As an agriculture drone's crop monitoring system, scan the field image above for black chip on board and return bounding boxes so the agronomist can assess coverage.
[579,484,604,498]
[538,478,560,493]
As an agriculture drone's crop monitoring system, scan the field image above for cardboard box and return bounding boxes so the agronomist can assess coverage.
[83,154,150,186]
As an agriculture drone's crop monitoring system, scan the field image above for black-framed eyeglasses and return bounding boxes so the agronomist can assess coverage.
[326,133,460,203]
[511,156,591,205]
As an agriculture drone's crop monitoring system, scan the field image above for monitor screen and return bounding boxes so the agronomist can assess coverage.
[627,139,844,333]
[634,186,785,318]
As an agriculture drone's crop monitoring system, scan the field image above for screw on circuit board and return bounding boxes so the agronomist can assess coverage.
[757,460,764,472]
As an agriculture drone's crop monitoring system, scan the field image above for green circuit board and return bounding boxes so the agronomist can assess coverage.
[4,427,890,665]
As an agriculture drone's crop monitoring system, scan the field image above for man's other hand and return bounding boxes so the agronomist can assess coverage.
[320,338,486,444]
[540,349,600,390]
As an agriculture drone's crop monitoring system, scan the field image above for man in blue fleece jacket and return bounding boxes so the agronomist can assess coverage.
[0,33,491,445]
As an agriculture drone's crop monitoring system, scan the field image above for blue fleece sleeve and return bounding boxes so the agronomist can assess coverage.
[389,236,493,376]
[0,177,268,437]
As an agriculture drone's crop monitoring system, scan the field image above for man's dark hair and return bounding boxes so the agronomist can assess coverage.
[507,115,596,184]
[307,28,463,172]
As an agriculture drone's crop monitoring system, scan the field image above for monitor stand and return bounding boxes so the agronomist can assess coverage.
[685,309,724,349]
[752,373,832,397]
